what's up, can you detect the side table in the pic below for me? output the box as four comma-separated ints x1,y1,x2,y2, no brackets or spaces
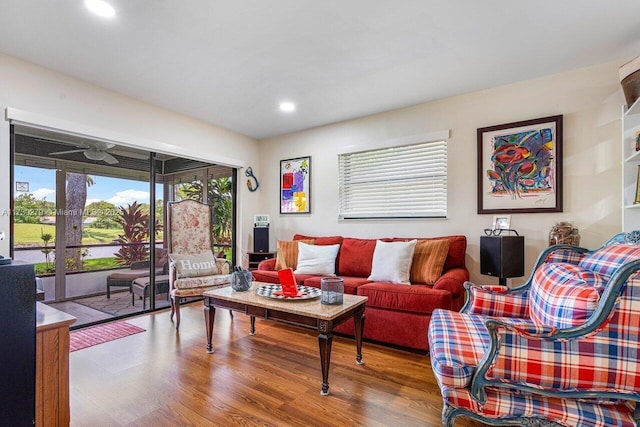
132,274,170,309
247,251,276,270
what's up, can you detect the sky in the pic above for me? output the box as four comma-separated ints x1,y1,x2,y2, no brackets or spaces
14,165,157,206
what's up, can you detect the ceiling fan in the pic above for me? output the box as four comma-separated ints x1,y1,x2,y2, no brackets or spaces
48,141,147,165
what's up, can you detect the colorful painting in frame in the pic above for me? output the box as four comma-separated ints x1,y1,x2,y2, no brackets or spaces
280,156,311,214
477,115,563,214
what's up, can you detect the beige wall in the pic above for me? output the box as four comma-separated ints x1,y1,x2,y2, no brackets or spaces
0,52,627,282
0,52,261,259
259,60,625,285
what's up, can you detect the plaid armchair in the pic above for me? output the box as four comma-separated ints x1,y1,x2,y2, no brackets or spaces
428,233,640,426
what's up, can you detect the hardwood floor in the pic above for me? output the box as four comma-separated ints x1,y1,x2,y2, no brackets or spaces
69,303,485,426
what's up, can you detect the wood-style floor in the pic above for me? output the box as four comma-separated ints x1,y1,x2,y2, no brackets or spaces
70,303,486,426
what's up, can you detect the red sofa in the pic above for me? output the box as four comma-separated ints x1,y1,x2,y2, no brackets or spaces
252,234,468,352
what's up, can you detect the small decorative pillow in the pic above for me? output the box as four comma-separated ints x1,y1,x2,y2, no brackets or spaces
170,252,221,278
529,262,604,328
275,239,314,270
367,239,417,284
410,239,450,284
294,242,340,275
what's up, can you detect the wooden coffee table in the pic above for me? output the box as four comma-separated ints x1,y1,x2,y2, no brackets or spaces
203,282,367,396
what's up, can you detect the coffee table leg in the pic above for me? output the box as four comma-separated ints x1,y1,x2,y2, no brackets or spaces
250,316,256,335
204,302,216,354
354,307,365,365
318,331,333,396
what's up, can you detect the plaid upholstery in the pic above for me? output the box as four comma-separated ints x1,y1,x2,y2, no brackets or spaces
545,248,584,265
529,263,604,328
428,235,640,426
579,244,640,281
466,285,529,318
429,309,531,388
442,387,637,427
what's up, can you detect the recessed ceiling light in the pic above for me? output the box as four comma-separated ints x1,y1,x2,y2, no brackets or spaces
85,0,116,18
279,102,296,112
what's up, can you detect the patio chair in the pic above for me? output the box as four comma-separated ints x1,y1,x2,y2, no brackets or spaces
167,199,232,329
106,248,168,298
428,232,640,426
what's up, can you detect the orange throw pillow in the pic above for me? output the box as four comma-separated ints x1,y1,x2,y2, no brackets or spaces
410,239,451,284
275,240,314,270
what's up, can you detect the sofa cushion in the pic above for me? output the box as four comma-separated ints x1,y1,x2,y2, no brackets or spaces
169,252,221,278
337,238,378,277
410,239,451,285
394,235,466,271
293,234,343,246
302,276,370,294
529,263,604,328
367,239,417,284
358,282,451,314
294,242,340,275
578,244,640,282
275,239,314,270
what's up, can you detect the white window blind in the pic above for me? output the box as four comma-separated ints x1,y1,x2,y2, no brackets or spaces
338,140,447,219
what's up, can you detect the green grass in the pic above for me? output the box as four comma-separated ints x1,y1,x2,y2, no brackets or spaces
34,256,121,275
14,223,163,245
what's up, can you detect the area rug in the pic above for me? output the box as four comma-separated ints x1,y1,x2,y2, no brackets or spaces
70,321,146,352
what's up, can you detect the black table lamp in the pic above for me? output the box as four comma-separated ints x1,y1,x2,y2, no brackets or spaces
480,234,525,286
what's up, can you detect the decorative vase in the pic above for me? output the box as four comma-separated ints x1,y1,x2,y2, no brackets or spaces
549,221,580,246
321,277,344,305
230,267,252,291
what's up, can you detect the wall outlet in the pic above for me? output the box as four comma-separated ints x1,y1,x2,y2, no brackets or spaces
0,232,4,241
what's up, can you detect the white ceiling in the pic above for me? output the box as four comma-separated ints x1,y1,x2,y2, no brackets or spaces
0,1,639,140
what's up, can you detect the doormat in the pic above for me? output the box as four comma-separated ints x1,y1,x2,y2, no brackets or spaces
70,321,146,352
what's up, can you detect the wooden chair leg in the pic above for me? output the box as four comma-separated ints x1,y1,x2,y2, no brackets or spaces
229,310,234,319
170,296,175,321
174,297,181,330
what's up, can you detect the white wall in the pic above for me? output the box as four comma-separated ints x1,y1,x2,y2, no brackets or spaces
0,52,261,261
259,60,625,285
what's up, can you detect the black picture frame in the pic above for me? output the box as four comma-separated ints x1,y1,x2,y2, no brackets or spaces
477,115,563,214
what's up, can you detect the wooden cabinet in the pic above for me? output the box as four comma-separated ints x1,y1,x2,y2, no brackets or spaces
247,251,276,270
623,97,640,232
36,303,75,426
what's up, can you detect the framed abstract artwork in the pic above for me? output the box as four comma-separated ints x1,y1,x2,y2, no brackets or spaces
477,115,563,214
280,156,311,214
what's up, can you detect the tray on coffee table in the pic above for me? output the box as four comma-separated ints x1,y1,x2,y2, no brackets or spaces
255,284,321,300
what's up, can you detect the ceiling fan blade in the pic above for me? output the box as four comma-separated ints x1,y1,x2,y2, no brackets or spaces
92,141,116,151
50,149,85,155
109,149,149,160
102,152,119,164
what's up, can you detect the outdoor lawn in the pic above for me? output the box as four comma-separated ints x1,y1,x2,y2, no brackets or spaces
14,223,163,246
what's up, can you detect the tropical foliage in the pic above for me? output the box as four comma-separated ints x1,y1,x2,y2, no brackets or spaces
113,201,160,266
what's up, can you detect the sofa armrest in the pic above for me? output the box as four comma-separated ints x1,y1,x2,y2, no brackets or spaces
461,282,530,318
257,257,277,271
432,267,469,299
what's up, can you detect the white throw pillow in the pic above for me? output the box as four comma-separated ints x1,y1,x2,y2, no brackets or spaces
367,239,417,284
294,242,340,275
169,252,220,278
